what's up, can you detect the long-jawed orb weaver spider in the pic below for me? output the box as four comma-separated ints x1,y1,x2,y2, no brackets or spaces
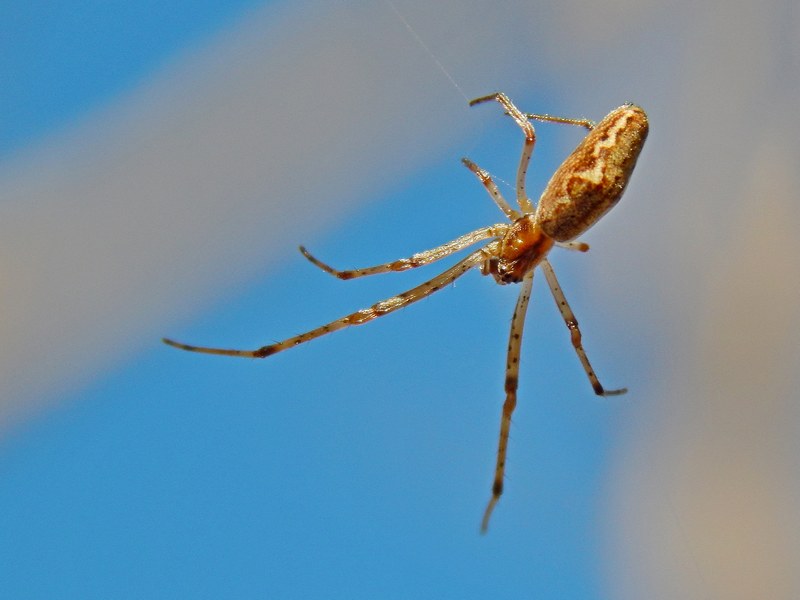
164,92,649,532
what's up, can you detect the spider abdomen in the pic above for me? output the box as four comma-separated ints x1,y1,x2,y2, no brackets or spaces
536,104,648,242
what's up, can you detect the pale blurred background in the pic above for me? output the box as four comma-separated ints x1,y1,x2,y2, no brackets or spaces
1,0,798,598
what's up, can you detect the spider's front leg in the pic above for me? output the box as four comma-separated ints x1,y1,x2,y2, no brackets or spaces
481,269,535,533
163,244,497,359
299,224,507,280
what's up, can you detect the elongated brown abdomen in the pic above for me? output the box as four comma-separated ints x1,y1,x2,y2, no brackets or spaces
535,104,648,242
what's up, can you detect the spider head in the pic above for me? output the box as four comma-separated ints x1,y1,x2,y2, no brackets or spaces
486,216,555,285
484,258,524,285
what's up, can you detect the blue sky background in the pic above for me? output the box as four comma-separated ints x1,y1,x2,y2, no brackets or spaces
2,1,799,598
2,1,262,157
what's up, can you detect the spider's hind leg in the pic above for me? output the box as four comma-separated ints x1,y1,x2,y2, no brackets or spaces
469,93,536,214
540,259,626,396
461,158,520,220
524,112,596,130
556,240,590,252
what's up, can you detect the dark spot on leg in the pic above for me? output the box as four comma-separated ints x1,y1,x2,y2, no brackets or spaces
504,375,518,393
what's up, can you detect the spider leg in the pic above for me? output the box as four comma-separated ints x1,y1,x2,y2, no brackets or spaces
163,244,496,359
524,112,596,130
469,93,536,214
461,158,520,220
556,240,590,252
540,259,626,396
481,269,534,533
299,224,507,280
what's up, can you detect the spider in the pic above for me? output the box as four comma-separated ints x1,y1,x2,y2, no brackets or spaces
163,92,649,532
